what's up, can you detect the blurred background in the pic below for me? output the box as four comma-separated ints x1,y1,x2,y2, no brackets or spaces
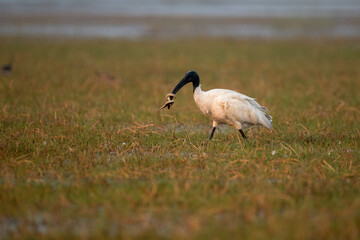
1,1,360,239
1,0,360,39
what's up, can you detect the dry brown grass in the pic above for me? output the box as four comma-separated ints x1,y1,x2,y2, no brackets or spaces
0,37,359,239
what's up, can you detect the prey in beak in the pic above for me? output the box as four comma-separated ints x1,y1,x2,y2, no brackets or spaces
156,93,176,112
157,71,200,113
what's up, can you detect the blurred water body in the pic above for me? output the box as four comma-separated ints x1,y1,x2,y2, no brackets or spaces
1,0,360,38
2,0,360,18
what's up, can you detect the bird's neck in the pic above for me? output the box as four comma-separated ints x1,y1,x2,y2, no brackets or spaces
193,85,209,115
194,85,207,103
192,78,200,93
193,84,202,94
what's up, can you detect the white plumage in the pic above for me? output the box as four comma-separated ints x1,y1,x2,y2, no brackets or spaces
159,71,272,140
194,86,272,131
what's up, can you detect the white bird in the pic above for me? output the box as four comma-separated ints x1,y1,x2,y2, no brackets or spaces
158,71,272,140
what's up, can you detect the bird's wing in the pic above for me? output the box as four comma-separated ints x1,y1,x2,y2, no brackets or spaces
211,89,272,129
218,89,270,114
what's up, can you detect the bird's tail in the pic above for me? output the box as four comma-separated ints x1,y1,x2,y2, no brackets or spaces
247,98,272,130
257,106,272,129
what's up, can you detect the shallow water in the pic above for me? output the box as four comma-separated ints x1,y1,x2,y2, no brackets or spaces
1,0,360,38
2,0,360,18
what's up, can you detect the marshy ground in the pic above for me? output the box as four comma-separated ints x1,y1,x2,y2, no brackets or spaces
0,37,359,239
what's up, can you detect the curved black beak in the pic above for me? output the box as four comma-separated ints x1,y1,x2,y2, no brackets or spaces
157,71,200,113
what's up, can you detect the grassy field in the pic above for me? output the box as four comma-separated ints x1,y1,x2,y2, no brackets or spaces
0,37,359,239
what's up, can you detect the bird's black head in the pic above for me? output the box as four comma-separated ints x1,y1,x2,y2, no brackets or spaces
171,71,200,98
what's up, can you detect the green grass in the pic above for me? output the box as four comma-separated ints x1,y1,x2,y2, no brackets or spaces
0,37,359,239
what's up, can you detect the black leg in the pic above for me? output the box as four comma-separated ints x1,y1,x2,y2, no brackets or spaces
239,129,247,140
209,127,216,140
